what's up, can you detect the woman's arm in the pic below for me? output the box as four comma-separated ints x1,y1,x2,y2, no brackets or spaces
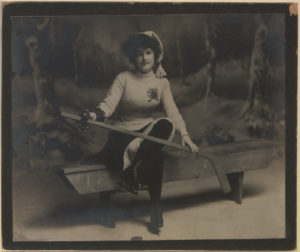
97,74,126,118
161,80,198,154
161,80,188,136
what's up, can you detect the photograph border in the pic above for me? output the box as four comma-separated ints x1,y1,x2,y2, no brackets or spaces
2,2,297,250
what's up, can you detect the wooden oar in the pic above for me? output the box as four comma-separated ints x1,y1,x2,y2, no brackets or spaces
61,111,231,193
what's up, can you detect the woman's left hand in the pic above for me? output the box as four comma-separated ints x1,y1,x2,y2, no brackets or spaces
182,135,199,155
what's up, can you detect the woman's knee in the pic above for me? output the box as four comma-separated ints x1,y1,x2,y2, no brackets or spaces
150,118,174,139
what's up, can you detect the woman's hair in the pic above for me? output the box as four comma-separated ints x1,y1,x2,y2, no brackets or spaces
122,34,160,63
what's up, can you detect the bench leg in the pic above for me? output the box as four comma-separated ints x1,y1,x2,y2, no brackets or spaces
99,191,115,228
227,172,244,204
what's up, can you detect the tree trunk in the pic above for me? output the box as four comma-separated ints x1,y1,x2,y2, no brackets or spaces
73,24,84,86
204,18,217,98
20,18,88,170
24,18,60,127
239,20,276,139
175,36,184,80
25,38,60,127
240,23,269,116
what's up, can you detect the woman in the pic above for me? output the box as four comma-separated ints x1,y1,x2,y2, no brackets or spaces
85,31,198,235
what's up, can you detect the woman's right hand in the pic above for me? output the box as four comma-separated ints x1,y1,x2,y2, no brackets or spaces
89,108,106,122
89,112,97,120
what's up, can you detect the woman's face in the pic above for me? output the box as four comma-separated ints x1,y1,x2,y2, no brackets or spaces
134,47,155,74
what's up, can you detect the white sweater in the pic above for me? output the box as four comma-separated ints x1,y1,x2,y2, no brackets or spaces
98,70,188,136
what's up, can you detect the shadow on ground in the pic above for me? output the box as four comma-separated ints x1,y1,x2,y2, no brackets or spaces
27,184,266,230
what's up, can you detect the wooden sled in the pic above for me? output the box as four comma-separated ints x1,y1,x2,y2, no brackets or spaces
61,139,280,205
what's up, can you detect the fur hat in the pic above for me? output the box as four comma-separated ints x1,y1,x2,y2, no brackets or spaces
122,31,167,78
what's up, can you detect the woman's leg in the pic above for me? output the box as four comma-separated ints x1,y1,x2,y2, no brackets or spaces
136,119,173,234
147,151,164,234
138,149,164,235
120,119,173,194
137,118,173,183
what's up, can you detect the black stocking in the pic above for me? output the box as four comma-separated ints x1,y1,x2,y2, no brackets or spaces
137,119,172,234
120,119,173,235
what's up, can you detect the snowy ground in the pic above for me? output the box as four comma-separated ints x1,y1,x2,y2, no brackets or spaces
12,155,285,241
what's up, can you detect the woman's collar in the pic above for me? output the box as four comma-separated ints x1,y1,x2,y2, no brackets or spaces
134,70,155,78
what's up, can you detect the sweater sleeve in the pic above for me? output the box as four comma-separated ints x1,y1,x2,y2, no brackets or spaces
161,80,188,136
97,74,125,118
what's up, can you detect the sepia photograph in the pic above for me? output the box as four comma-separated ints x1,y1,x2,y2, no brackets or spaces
2,2,297,250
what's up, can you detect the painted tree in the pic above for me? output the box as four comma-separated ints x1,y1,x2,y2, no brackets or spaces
23,18,60,126
239,17,277,139
204,16,217,98
72,22,97,87
240,23,270,116
18,18,89,170
175,35,184,81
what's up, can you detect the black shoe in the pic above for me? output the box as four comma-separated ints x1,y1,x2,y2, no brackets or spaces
147,206,163,235
147,222,160,235
118,168,139,195
118,180,138,195
118,158,145,195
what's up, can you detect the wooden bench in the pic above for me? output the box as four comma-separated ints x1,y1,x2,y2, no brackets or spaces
62,139,280,206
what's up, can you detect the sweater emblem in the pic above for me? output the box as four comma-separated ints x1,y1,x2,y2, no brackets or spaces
147,87,159,102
